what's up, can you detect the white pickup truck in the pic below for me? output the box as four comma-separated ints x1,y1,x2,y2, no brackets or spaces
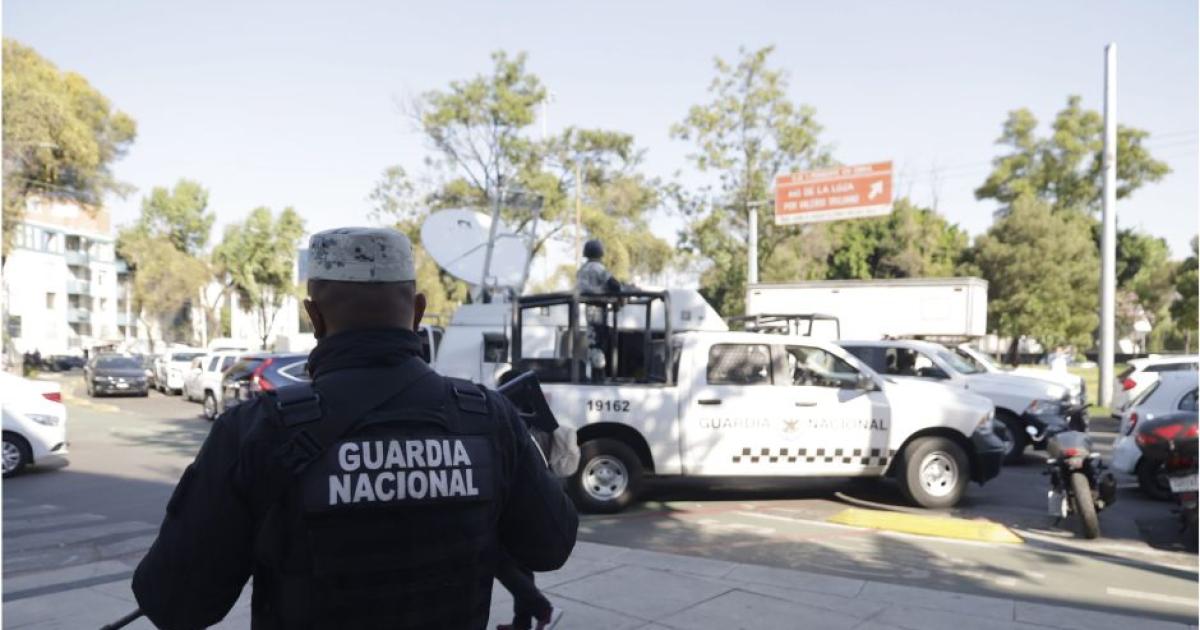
838,339,1084,464
479,290,1005,513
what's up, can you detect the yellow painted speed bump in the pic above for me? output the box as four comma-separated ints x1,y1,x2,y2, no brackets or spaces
828,508,1023,544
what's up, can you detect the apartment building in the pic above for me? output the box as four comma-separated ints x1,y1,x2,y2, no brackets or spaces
3,198,139,356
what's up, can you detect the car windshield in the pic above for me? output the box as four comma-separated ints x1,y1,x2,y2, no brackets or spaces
954,347,996,372
932,347,985,375
172,352,204,361
96,356,141,369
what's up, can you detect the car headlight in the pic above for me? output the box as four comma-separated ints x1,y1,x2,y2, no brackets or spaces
976,412,994,433
28,413,60,427
1025,398,1062,415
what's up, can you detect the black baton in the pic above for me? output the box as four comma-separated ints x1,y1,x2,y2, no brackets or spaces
100,609,143,630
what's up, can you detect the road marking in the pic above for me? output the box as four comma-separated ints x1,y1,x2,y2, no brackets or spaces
5,521,156,552
1105,586,1197,608
827,508,1023,544
4,512,106,534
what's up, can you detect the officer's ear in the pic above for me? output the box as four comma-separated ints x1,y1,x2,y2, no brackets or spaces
413,292,427,331
304,299,326,339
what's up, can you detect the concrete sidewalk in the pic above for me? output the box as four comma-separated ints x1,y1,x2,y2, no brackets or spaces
3,541,1195,629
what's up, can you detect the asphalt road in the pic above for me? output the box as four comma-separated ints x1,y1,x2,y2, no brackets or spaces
5,371,1198,625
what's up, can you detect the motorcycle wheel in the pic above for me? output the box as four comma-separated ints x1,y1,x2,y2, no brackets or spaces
1070,471,1100,539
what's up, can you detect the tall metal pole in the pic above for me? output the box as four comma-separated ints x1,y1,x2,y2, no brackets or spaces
574,161,582,269
1099,43,1118,408
747,203,759,286
480,182,504,303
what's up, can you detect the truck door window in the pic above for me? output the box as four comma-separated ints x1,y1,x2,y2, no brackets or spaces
785,346,859,388
707,344,772,385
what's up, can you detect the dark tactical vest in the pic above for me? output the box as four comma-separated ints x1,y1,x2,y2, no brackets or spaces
250,360,507,629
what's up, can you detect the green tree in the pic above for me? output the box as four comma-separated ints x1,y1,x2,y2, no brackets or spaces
410,53,672,292
117,179,217,346
116,232,206,347
971,196,1099,363
2,39,137,260
213,207,306,350
1113,228,1178,350
825,199,968,280
541,127,673,281
414,50,544,216
975,95,1169,214
1172,237,1199,352
671,45,831,315
368,166,469,319
137,179,214,256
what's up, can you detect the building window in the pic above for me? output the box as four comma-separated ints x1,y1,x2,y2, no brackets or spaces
46,293,55,310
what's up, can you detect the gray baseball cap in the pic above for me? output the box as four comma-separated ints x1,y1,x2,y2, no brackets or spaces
307,227,416,283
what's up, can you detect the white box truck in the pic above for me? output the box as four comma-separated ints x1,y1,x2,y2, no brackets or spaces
745,277,988,340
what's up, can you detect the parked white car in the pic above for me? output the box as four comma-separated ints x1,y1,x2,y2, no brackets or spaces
0,371,69,477
839,339,1078,463
183,351,242,420
954,344,1085,406
1110,371,1199,499
1112,356,1199,413
155,348,206,395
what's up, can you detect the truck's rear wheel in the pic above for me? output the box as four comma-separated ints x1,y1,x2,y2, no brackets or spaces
898,436,969,508
997,412,1027,464
569,438,642,514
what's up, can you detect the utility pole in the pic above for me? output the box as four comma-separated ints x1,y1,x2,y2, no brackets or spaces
480,181,504,303
1099,43,1118,408
748,203,759,285
574,161,583,269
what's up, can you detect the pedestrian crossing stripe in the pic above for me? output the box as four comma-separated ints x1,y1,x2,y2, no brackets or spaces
730,446,895,467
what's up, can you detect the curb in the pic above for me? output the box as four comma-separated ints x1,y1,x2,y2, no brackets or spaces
828,507,1024,544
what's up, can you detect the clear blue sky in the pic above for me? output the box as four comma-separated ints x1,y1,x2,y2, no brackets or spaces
5,0,1197,258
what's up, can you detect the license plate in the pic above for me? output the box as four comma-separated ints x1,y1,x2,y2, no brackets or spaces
116,382,129,389
1169,474,1198,493
1047,489,1067,517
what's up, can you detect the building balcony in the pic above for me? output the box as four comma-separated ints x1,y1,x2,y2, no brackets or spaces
67,279,91,295
67,308,91,323
65,250,89,266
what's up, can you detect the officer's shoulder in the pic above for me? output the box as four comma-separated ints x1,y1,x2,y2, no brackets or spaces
219,393,282,444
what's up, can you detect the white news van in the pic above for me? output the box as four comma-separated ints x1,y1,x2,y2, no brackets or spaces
436,290,1004,513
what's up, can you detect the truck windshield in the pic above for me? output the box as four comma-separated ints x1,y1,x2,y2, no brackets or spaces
934,347,985,375
954,347,996,372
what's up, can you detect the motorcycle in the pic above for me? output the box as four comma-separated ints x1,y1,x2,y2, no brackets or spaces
1135,411,1198,552
1031,423,1117,539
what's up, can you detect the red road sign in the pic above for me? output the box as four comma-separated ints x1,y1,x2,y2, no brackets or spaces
774,161,894,225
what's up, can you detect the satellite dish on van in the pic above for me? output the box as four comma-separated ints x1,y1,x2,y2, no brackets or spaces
420,208,529,288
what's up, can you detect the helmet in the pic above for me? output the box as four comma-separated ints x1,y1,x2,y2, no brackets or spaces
583,239,604,260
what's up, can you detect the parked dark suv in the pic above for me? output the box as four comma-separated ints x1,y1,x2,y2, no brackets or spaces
85,354,150,397
220,353,308,410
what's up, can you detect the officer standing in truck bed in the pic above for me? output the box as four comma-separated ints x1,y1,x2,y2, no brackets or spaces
132,227,578,630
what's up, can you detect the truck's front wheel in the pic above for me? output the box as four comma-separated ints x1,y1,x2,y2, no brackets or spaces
569,438,642,514
898,436,969,509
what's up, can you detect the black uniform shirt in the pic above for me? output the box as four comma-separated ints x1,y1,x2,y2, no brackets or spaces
132,328,578,629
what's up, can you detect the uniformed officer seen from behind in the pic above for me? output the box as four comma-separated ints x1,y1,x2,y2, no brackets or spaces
132,227,579,629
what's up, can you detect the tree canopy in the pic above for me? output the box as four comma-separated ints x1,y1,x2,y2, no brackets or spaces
2,39,136,259
136,179,214,256
407,51,672,293
975,95,1169,214
970,196,1099,355
671,45,831,315
213,207,306,349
